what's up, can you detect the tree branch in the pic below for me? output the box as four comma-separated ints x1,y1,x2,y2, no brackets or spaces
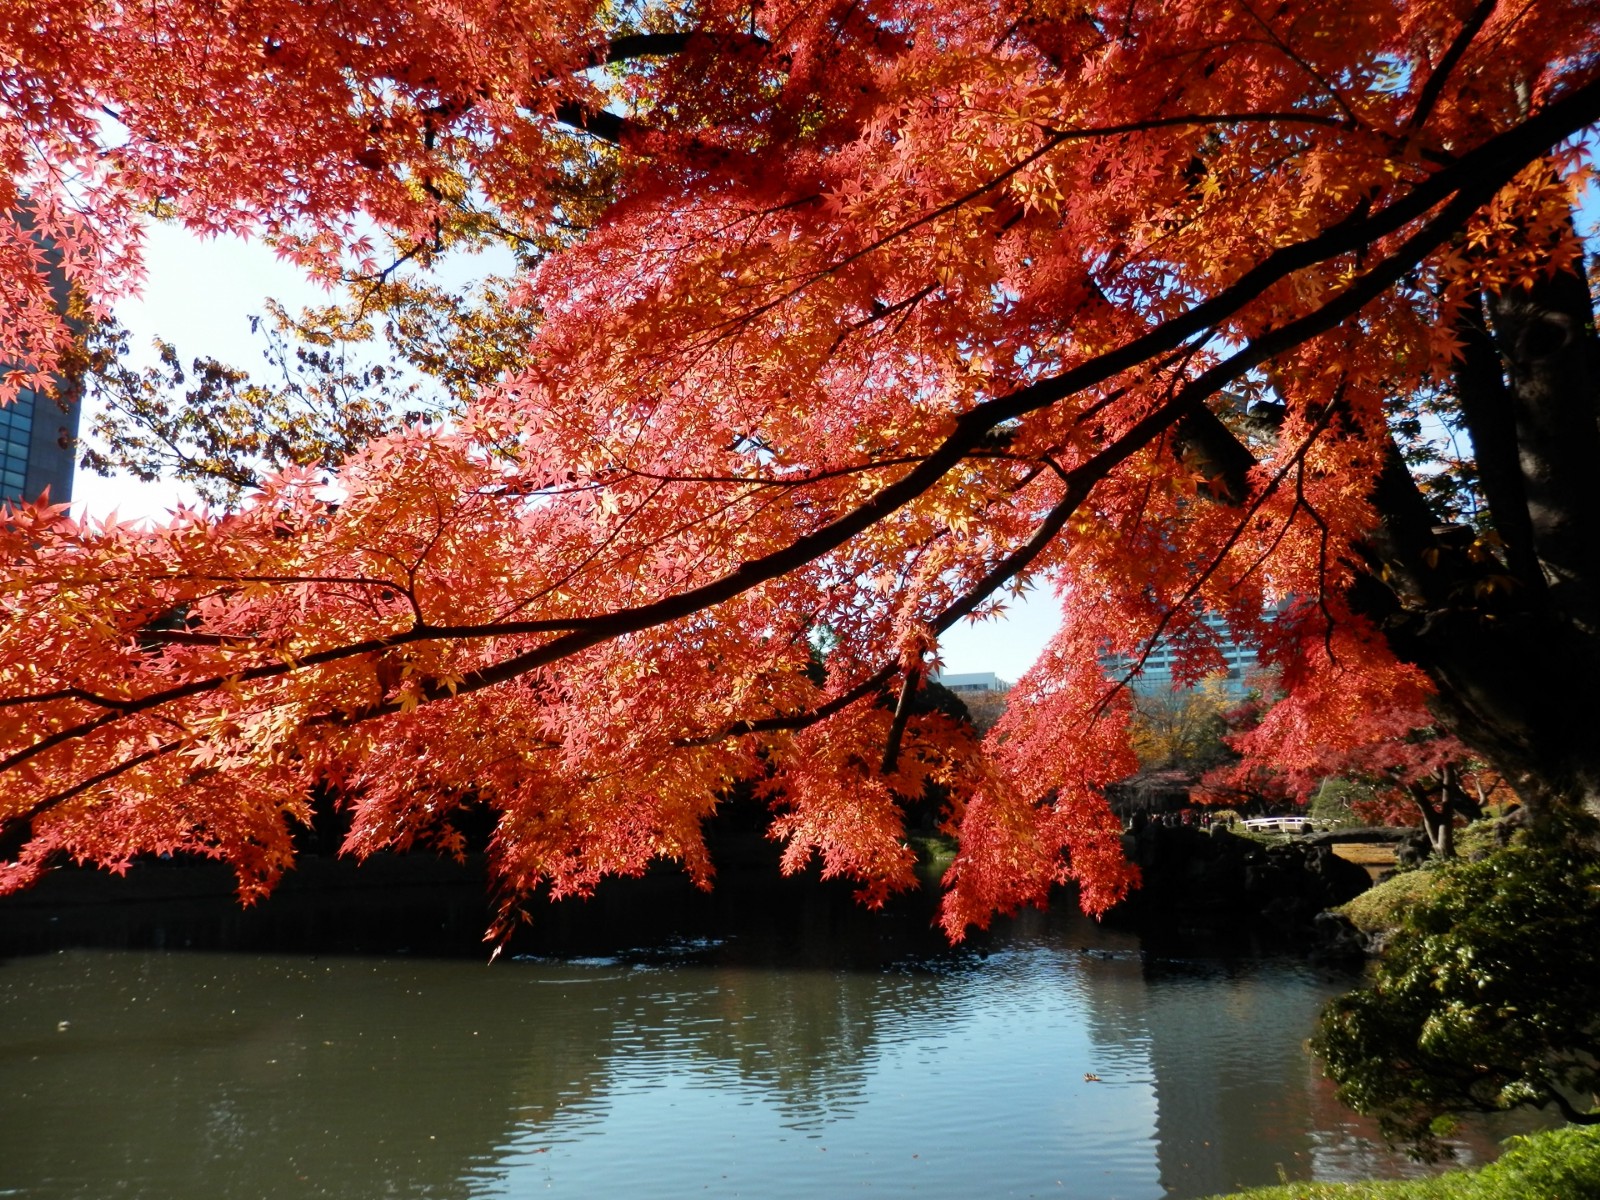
7,75,1598,779
879,665,922,775
601,32,770,64
1451,288,1544,592
1408,0,1499,133
552,101,633,144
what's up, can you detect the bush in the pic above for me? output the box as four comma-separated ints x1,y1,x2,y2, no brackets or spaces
1335,870,1443,935
1313,815,1600,1157
908,833,957,884
1448,819,1506,862
1201,1123,1600,1198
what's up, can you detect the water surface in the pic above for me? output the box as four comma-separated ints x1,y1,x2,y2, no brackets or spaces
0,905,1540,1200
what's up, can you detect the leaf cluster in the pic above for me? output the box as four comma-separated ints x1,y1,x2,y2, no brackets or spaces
80,318,428,506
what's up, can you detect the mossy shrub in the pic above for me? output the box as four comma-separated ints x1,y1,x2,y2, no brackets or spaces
1315,814,1600,1156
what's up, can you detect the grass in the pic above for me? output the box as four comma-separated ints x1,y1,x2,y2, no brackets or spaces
1335,868,1443,934
1201,1125,1600,1199
1327,842,1398,869
1332,817,1520,935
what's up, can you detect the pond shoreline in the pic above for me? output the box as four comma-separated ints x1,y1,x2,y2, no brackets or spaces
1,833,1369,967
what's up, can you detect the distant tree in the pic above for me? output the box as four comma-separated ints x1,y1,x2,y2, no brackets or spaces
1304,778,1380,828
1128,680,1234,772
1201,689,1503,853
78,317,425,506
1343,760,1514,857
958,689,1011,738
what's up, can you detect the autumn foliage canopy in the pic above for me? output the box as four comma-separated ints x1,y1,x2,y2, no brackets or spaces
1,0,1597,939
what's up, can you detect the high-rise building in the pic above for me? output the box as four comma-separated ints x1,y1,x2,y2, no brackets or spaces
1103,608,1264,698
1,210,81,506
1,383,79,505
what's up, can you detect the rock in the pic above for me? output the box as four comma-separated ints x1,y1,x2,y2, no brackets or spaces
1310,911,1369,960
1395,831,1433,868
1302,844,1373,908
1260,895,1314,931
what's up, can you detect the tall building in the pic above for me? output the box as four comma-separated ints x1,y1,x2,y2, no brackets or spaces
1,383,79,504
1103,608,1264,698
1,211,81,506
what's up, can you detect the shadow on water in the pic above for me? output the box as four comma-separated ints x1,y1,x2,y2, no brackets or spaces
0,838,983,968
0,833,1354,969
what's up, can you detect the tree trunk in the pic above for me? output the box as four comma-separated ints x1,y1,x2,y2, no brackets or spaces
1410,782,1454,858
1365,257,1600,818
1173,234,1600,817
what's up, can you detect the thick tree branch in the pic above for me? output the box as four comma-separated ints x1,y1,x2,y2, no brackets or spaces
675,665,897,747
10,741,182,829
879,666,922,775
6,75,1599,788
1544,1089,1600,1125
551,101,633,144
1408,0,1500,133
601,32,770,64
1172,404,1259,505
555,30,774,142
1484,262,1600,628
1451,288,1544,592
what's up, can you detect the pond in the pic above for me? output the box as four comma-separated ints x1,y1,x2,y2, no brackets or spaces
0,867,1543,1200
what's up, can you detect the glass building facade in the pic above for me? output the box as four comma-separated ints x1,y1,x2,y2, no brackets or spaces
0,387,34,499
1103,608,1265,698
0,383,77,506
2,209,81,506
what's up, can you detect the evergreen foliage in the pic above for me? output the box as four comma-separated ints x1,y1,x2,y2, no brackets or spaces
1314,816,1600,1157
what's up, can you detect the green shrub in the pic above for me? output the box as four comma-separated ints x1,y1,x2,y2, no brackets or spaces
909,833,957,885
1314,814,1600,1157
1449,819,1506,862
1202,1124,1600,1198
1335,869,1443,935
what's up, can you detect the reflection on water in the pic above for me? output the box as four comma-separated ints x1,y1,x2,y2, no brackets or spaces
0,904,1546,1200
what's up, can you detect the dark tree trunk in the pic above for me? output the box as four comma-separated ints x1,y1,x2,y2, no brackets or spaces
1181,230,1600,817
1411,786,1451,857
1362,256,1600,817
1404,766,1482,859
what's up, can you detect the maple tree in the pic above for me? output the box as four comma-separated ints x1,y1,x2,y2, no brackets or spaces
1198,691,1505,854
2,0,1599,942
